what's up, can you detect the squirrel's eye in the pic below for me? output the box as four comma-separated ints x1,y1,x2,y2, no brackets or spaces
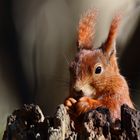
95,66,102,74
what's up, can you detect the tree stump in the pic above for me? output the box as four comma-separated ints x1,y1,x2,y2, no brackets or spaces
2,104,140,140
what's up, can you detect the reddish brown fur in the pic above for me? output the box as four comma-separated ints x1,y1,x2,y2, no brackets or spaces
103,13,122,55
78,10,97,49
64,10,134,128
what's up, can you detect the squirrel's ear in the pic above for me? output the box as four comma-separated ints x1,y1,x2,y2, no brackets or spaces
102,14,122,57
77,10,97,50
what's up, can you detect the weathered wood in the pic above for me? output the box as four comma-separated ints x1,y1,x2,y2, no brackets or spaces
2,104,140,140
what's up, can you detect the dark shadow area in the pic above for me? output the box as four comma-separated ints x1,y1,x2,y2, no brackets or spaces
120,18,140,107
0,0,32,104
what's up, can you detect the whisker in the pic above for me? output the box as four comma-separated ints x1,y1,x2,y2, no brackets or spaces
56,79,69,85
54,77,70,88
62,53,71,66
129,88,140,94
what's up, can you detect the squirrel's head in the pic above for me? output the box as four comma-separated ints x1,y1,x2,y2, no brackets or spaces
69,10,122,100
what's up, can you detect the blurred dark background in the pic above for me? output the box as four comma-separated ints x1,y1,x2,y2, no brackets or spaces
0,0,139,138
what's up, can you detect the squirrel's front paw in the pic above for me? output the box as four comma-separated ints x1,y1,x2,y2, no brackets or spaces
64,97,77,111
75,97,99,116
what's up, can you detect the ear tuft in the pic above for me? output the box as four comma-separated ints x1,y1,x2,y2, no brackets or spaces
102,13,122,55
78,9,98,50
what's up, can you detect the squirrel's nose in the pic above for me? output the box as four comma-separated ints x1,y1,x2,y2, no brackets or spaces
73,85,83,97
74,85,81,92
74,83,96,98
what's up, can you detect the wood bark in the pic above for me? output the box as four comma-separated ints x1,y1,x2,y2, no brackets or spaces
2,104,140,140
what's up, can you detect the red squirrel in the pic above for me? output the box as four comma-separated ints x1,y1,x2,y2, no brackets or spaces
64,10,134,121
